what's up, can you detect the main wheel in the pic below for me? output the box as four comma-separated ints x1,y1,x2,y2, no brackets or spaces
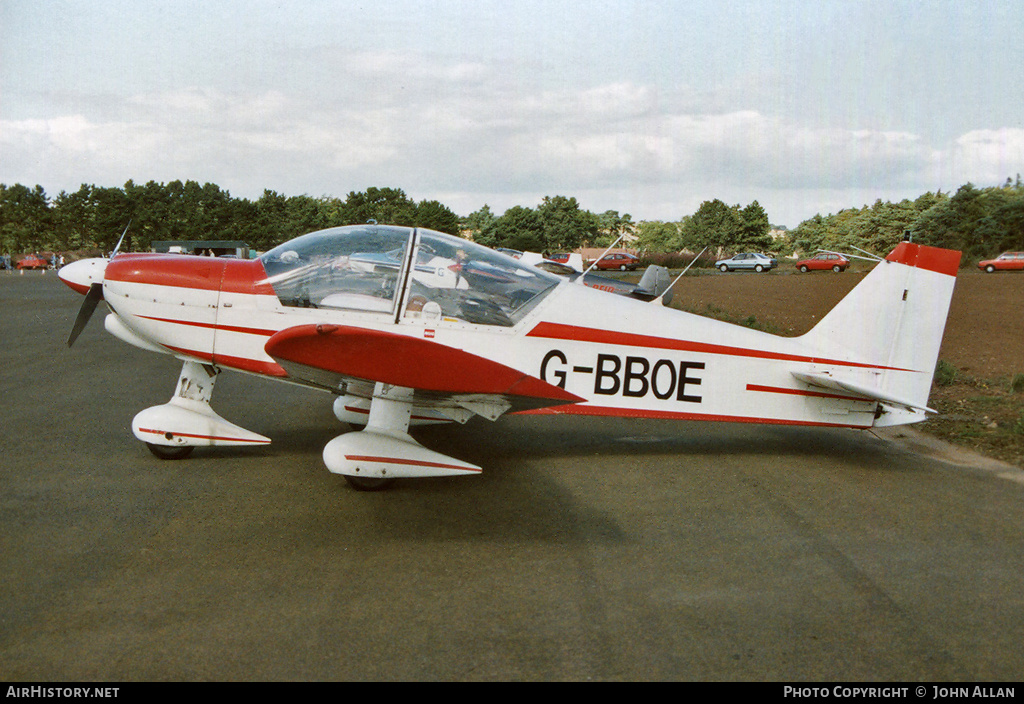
719,264,729,272
985,264,995,273
832,265,841,272
799,265,809,273
344,474,397,492
754,264,764,272
146,443,194,460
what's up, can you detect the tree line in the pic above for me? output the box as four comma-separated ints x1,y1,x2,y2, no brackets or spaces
2,176,1022,265
634,177,1024,263
0,182,462,256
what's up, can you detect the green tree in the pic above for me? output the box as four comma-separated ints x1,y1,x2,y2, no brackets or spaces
463,205,499,247
684,199,742,253
635,220,683,252
738,200,772,250
914,183,986,255
251,189,290,251
593,210,635,247
340,187,417,226
0,183,51,254
494,205,544,252
414,199,460,235
51,187,93,251
536,195,596,252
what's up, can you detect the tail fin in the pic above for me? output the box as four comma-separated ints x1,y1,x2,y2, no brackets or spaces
633,265,673,304
797,242,961,426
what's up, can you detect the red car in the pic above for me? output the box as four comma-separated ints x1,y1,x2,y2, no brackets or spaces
978,252,1024,273
795,252,848,273
16,255,48,270
594,252,640,271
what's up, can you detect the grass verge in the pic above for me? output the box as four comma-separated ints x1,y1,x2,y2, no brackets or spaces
923,363,1024,469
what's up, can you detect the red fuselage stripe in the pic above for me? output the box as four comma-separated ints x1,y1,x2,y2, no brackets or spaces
137,314,277,338
526,321,916,372
745,383,870,402
516,404,872,428
162,345,287,377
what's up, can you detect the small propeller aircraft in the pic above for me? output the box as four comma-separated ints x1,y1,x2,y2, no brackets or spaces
60,223,961,490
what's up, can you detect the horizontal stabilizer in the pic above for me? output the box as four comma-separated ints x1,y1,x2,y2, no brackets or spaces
266,324,583,409
791,371,935,414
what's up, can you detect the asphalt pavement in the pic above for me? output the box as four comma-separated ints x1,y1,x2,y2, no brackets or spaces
3,270,1024,681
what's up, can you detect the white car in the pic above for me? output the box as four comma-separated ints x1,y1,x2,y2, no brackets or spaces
715,252,777,272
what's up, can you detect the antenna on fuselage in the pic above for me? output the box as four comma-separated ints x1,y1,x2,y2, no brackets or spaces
849,246,884,262
653,246,708,306
111,220,132,258
578,233,626,281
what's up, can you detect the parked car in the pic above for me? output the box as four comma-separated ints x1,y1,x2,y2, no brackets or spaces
547,252,584,271
795,252,849,273
594,252,640,271
16,255,48,270
977,252,1024,273
715,252,777,272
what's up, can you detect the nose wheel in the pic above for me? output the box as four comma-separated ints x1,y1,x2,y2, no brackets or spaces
132,361,271,456
146,443,195,460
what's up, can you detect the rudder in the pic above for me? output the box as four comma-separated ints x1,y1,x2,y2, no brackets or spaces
797,241,961,425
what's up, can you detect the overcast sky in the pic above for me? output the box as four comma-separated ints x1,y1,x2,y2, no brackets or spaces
2,0,1022,227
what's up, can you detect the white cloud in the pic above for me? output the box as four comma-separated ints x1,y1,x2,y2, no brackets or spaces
942,128,1024,185
2,59,1021,227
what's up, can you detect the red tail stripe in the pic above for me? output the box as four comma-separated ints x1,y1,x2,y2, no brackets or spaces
526,322,916,372
885,242,961,276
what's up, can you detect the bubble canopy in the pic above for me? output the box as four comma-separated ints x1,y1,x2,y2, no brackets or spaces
258,225,562,327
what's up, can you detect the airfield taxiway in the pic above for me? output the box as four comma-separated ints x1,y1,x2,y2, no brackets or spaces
3,271,1024,681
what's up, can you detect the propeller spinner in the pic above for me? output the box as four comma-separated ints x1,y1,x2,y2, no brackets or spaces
60,222,130,347
59,258,109,347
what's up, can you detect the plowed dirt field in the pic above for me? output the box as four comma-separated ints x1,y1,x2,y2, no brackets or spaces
667,265,1024,467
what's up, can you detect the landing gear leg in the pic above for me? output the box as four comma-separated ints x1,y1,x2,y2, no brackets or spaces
340,383,411,491
323,382,481,490
132,360,271,457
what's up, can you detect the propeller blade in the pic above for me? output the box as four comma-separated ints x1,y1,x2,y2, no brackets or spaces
67,283,104,347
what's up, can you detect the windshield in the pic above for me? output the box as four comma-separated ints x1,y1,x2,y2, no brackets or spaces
259,225,561,326
403,231,560,326
259,225,411,313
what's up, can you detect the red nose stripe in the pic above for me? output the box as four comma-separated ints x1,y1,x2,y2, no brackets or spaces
104,254,275,295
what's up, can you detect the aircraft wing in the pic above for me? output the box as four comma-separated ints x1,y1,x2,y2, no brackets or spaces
265,324,584,414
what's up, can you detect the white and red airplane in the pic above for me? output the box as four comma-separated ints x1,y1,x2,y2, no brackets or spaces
60,224,961,490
